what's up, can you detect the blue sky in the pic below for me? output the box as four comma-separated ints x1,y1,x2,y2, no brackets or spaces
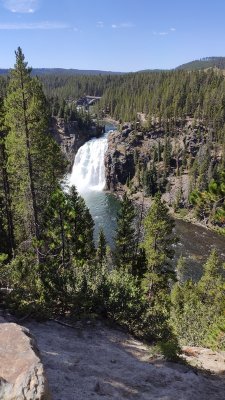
1,0,225,71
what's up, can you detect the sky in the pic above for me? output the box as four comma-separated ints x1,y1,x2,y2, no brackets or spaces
1,0,225,71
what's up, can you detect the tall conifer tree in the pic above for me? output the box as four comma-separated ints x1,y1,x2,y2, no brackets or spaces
143,194,176,296
96,227,107,266
114,193,136,270
4,48,65,258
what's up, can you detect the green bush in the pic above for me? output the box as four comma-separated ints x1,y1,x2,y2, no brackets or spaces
106,269,143,331
159,337,181,361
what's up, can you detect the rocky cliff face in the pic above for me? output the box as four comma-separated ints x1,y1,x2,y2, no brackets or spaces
104,119,214,206
51,117,104,170
104,128,137,191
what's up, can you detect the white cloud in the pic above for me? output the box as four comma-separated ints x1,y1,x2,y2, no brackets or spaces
0,21,70,29
153,28,176,36
96,21,104,28
2,0,39,13
111,22,134,29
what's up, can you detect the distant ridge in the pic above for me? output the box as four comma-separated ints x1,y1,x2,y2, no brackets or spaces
176,57,225,71
0,68,123,76
1,57,225,76
0,69,9,75
136,69,168,73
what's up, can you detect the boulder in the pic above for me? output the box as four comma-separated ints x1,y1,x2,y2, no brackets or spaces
0,322,51,400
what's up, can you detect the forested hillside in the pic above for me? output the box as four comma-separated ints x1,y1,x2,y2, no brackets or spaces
100,69,225,231
177,56,225,70
99,69,225,126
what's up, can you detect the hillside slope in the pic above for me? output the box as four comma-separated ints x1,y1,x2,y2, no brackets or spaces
176,57,225,70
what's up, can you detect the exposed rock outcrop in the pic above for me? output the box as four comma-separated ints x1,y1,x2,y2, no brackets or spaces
51,117,105,169
105,129,136,191
104,118,215,206
0,322,50,400
24,319,225,400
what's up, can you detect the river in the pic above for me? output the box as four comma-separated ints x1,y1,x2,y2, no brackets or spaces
69,123,225,275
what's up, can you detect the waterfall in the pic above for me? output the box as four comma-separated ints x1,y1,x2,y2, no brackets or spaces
68,124,118,246
69,133,108,192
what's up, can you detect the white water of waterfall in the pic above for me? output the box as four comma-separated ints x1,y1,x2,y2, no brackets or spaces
68,125,119,246
69,133,109,192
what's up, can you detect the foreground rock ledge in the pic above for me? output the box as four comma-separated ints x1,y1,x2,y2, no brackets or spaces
25,320,225,400
0,322,51,400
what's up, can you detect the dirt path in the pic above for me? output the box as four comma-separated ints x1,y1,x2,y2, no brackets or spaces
24,320,225,400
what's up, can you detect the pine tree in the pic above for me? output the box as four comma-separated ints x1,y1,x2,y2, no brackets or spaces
43,187,72,268
114,193,136,271
5,48,40,255
142,194,178,341
143,164,158,196
67,185,95,261
197,249,225,306
163,136,172,175
44,185,95,265
143,193,176,297
171,250,225,348
96,227,107,266
4,48,65,258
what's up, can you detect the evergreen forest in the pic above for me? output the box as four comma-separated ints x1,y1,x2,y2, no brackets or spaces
0,49,225,358
33,67,225,231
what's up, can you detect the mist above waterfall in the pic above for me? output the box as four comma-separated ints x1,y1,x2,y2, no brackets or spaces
70,133,108,192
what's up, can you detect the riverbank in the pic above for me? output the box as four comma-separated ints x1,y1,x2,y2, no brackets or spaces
103,118,225,238
171,209,225,236
110,185,225,237
102,116,119,126
103,188,225,270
